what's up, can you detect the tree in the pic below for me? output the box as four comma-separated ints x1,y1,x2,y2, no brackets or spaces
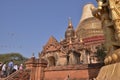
96,45,106,62
0,53,28,67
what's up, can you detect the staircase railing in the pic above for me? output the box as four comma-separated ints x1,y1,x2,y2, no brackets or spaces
1,69,31,80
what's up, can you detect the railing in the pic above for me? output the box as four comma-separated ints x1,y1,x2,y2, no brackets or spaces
1,69,31,80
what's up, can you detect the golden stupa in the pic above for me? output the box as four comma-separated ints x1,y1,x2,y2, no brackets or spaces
76,3,104,47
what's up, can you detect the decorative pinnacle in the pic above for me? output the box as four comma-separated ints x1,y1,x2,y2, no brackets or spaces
60,37,63,42
32,53,35,57
80,38,83,43
68,17,72,26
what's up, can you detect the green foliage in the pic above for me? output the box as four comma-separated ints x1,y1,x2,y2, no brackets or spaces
0,53,28,66
96,45,106,61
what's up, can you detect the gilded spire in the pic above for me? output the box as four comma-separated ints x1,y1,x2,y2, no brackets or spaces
31,52,35,59
60,37,63,42
79,4,94,22
74,31,77,38
80,37,83,43
65,17,75,39
68,17,73,27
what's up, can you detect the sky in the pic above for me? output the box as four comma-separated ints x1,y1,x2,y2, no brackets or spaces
0,0,97,58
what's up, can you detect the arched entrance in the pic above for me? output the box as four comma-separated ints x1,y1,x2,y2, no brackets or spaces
68,50,80,65
47,56,56,67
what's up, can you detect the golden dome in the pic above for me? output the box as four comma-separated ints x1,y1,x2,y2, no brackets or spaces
77,17,102,30
79,3,94,22
76,3,102,30
76,3,103,40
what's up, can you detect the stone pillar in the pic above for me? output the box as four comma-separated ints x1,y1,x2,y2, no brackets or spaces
87,54,90,64
25,57,47,80
25,56,35,69
81,49,88,64
69,52,77,65
25,56,36,80
34,59,47,80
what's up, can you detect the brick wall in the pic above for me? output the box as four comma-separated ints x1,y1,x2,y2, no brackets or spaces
43,63,103,80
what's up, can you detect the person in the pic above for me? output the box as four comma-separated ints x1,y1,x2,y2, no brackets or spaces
0,63,2,68
0,62,2,78
1,63,7,77
12,64,18,73
7,60,14,75
19,64,23,70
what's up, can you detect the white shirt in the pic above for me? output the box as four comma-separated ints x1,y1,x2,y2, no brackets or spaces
13,65,18,70
2,64,6,71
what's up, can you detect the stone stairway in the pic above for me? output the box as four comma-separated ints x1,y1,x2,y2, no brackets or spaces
1,69,31,80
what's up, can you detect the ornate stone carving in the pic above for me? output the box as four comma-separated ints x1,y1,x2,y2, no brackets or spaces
91,1,120,80
91,0,120,56
108,0,120,42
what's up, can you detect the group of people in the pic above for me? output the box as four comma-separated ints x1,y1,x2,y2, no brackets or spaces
0,60,23,78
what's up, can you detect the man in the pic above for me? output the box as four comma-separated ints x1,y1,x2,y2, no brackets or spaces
7,60,14,75
2,63,7,77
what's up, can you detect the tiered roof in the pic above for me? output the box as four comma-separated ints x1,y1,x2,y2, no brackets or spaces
43,36,61,53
